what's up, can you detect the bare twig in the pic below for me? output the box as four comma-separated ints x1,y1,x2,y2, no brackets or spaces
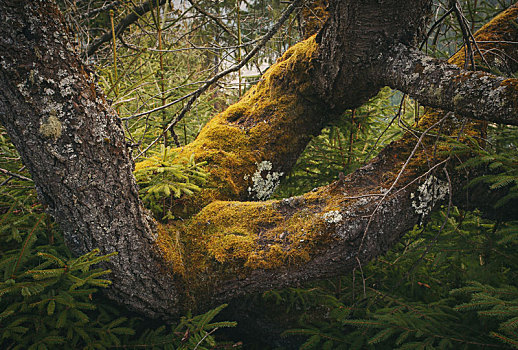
452,1,476,69
84,1,121,18
134,0,303,159
187,0,238,40
84,0,167,58
0,166,32,182
356,113,452,255
193,327,219,350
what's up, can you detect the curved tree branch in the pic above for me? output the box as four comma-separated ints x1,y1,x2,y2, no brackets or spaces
84,0,166,58
1,0,517,321
134,0,304,158
163,2,518,310
379,44,518,126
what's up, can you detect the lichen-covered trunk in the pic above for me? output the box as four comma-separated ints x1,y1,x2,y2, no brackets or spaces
0,0,517,320
0,1,179,319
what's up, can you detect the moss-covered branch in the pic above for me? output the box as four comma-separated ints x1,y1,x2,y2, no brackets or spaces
3,0,518,319
156,3,518,310
380,29,518,125
135,37,337,216
381,4,518,126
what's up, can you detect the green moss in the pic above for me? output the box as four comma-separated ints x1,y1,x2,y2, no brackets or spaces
135,37,324,217
155,223,186,276
208,232,255,264
158,196,334,299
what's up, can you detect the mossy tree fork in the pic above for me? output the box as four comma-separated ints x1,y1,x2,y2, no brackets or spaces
0,0,517,319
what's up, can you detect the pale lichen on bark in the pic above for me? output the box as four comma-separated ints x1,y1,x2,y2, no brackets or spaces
246,161,284,200
1,0,518,320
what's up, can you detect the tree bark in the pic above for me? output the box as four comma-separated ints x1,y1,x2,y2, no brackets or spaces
379,44,518,126
0,0,517,319
0,1,179,319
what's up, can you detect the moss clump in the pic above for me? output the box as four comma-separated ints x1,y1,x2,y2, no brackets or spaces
168,197,333,296
39,112,62,140
184,201,283,274
301,0,329,39
155,223,186,276
208,232,255,264
134,37,325,218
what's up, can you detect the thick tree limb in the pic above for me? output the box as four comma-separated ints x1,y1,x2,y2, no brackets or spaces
134,0,304,159
379,44,518,126
157,0,435,217
1,0,518,320
380,4,518,126
167,2,518,309
313,0,433,109
0,1,178,319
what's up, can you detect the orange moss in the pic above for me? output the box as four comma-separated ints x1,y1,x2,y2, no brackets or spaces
168,196,334,292
301,0,329,39
155,223,186,276
148,3,518,305
135,37,323,218
208,232,255,263
450,4,518,67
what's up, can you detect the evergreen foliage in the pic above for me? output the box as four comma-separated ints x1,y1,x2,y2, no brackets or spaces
0,132,237,349
456,125,518,208
2,0,518,348
277,209,518,349
268,119,518,348
134,146,208,219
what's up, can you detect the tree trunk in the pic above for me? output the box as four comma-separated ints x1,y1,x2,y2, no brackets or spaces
0,1,179,319
0,0,517,319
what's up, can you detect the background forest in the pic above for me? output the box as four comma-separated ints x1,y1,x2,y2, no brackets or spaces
0,0,517,348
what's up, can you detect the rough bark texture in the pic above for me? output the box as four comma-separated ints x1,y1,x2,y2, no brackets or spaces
313,0,433,109
380,44,518,126
0,1,179,319
0,0,517,320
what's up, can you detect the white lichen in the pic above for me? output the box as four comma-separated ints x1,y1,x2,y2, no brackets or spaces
58,76,76,97
247,160,283,200
411,175,449,218
322,210,343,224
16,82,29,98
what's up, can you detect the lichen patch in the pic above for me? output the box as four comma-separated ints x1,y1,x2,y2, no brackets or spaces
247,160,284,200
411,175,449,219
322,210,342,223
39,112,62,140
